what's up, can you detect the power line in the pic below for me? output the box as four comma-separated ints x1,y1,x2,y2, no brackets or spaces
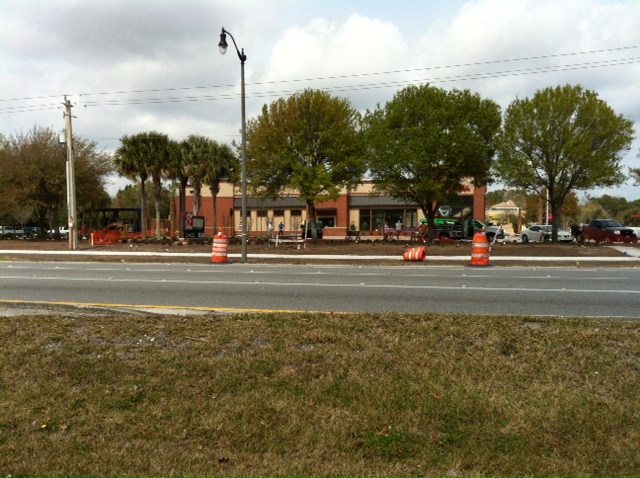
1,46,639,114
4,56,639,114
3,44,639,104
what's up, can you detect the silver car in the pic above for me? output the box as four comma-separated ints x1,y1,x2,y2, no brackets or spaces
521,225,573,243
626,226,640,239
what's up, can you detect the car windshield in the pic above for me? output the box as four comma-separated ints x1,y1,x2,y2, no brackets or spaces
601,220,623,227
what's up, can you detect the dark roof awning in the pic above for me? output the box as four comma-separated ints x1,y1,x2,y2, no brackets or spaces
349,196,415,207
234,195,418,209
235,197,306,209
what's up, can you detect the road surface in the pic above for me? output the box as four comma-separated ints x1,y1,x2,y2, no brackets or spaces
1,261,639,318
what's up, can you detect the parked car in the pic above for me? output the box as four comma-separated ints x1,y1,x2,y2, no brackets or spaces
520,224,573,243
574,219,637,244
0,226,25,238
22,226,42,237
48,227,69,239
625,226,640,239
484,225,506,243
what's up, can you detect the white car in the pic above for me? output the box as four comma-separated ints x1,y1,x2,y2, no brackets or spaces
625,226,640,239
48,227,69,238
520,225,573,243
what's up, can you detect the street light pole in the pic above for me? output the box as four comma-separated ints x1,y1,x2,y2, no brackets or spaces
219,27,248,263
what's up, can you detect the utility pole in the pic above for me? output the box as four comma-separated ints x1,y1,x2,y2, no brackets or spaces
63,97,78,250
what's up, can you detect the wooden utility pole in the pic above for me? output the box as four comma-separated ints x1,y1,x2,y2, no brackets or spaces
63,97,78,250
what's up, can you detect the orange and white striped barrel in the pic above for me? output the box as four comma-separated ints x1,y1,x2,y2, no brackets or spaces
403,246,427,262
211,232,228,264
469,232,490,266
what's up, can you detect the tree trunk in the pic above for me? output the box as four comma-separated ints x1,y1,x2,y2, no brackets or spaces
35,205,48,236
50,204,60,239
307,200,318,243
193,185,201,216
154,180,163,240
139,180,148,241
178,178,188,239
550,197,563,243
424,201,438,244
210,184,220,235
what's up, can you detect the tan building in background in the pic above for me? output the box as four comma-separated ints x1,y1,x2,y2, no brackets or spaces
485,200,520,234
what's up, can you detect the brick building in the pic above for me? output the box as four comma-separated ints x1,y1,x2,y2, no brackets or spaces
175,180,486,239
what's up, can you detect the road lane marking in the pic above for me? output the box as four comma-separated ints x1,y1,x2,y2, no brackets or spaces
2,274,640,294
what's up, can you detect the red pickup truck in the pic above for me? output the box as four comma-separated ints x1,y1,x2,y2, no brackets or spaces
573,219,638,244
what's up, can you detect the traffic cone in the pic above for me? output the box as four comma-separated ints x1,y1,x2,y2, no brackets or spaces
211,231,228,264
469,232,490,266
403,246,427,262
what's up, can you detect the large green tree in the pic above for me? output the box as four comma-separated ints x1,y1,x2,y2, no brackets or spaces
630,149,640,186
587,194,640,225
494,84,635,241
0,126,112,234
246,88,366,240
0,134,20,225
364,84,502,242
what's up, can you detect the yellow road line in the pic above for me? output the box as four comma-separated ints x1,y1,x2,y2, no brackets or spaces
0,299,301,314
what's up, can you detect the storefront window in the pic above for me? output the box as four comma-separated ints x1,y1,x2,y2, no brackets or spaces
358,209,418,232
373,210,389,231
290,209,302,230
318,217,335,227
405,210,417,228
436,197,474,219
359,211,371,232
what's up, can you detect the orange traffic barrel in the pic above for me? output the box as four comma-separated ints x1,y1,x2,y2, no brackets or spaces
403,246,427,262
469,232,490,266
211,232,229,263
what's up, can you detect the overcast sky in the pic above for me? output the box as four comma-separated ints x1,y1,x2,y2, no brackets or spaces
2,0,639,200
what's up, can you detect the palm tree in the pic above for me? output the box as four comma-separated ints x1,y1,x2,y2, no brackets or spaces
188,137,209,217
115,131,171,240
165,139,190,238
141,132,171,240
114,134,149,240
166,136,208,238
203,140,239,234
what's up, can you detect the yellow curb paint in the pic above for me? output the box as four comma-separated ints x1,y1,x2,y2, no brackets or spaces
0,299,317,314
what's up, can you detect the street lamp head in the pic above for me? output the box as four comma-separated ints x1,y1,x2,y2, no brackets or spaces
218,27,246,62
218,29,228,55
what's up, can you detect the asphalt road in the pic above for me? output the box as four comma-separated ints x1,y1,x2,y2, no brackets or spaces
1,261,639,318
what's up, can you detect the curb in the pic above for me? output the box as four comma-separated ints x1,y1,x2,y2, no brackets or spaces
2,249,639,262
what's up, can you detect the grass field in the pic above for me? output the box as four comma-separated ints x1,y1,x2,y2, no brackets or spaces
1,312,639,477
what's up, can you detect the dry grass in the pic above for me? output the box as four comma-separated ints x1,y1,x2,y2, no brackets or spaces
1,313,639,477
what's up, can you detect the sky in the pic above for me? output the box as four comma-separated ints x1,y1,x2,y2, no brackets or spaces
1,0,640,201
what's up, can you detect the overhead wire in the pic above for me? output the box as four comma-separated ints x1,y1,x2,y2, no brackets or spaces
2,44,639,103
1,45,639,114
